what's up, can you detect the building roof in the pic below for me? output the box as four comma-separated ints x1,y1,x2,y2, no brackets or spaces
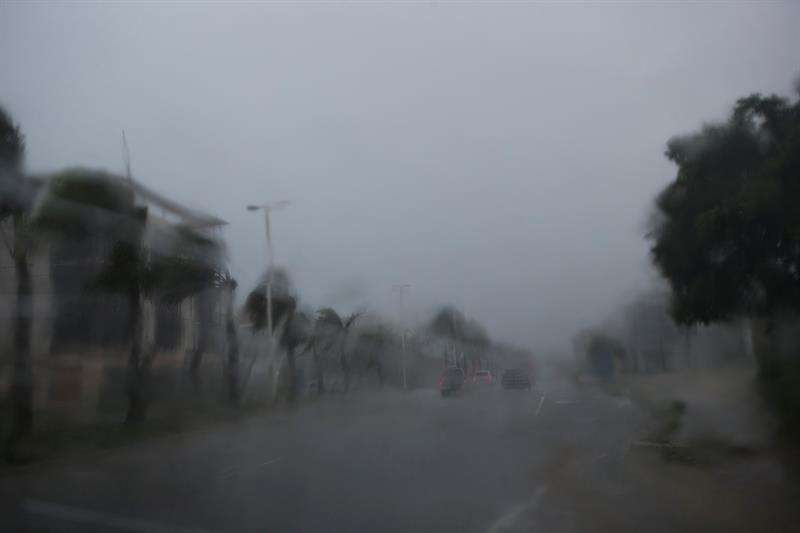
128,178,227,229
30,169,227,229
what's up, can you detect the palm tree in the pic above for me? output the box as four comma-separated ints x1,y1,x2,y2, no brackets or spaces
281,310,310,402
150,224,226,391
243,267,304,402
0,105,35,457
313,308,362,393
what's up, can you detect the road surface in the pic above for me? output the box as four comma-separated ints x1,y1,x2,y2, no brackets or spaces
0,376,641,532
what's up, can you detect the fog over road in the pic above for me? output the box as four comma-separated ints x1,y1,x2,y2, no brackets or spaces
0,375,642,533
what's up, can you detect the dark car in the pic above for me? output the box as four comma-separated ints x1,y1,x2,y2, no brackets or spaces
439,367,465,396
501,369,532,390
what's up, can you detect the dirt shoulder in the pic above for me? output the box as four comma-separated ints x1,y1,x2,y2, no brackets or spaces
527,368,800,533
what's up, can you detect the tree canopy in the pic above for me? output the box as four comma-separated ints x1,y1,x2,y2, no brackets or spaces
0,105,26,218
0,105,24,172
650,89,800,324
244,266,297,332
31,169,143,243
429,305,490,347
429,306,467,340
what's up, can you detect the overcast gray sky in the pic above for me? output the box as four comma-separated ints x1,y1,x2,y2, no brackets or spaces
2,1,799,353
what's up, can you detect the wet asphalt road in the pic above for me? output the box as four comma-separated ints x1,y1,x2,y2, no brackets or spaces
0,376,640,532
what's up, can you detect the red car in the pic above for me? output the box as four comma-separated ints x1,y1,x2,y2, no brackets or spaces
472,370,493,385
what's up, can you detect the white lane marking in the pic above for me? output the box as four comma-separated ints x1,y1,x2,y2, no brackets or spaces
486,485,547,533
220,466,239,478
24,499,218,533
535,392,546,417
221,457,282,479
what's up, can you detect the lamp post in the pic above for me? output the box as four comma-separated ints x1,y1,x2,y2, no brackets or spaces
392,283,411,390
246,201,290,354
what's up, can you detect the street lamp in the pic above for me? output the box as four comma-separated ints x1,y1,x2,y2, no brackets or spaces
246,201,290,354
392,283,411,390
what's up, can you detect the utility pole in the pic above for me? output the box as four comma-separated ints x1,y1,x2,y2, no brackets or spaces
392,283,410,390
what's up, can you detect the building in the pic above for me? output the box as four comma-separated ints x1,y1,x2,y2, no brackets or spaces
0,172,227,422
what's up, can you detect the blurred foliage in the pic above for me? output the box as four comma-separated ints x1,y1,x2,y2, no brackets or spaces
317,307,345,330
429,305,489,347
31,169,141,241
0,104,25,218
305,306,363,389
0,105,33,459
463,318,490,348
311,307,361,353
586,332,627,360
244,267,298,334
244,286,297,332
149,255,222,304
650,90,800,324
430,305,466,339
0,105,24,171
756,335,800,440
88,241,147,295
651,86,800,438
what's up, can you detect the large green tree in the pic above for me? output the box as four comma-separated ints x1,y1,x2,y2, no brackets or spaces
0,105,34,457
650,86,800,433
650,89,800,324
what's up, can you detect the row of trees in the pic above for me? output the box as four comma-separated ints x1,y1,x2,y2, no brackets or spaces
242,269,365,402
243,268,463,400
241,276,503,401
